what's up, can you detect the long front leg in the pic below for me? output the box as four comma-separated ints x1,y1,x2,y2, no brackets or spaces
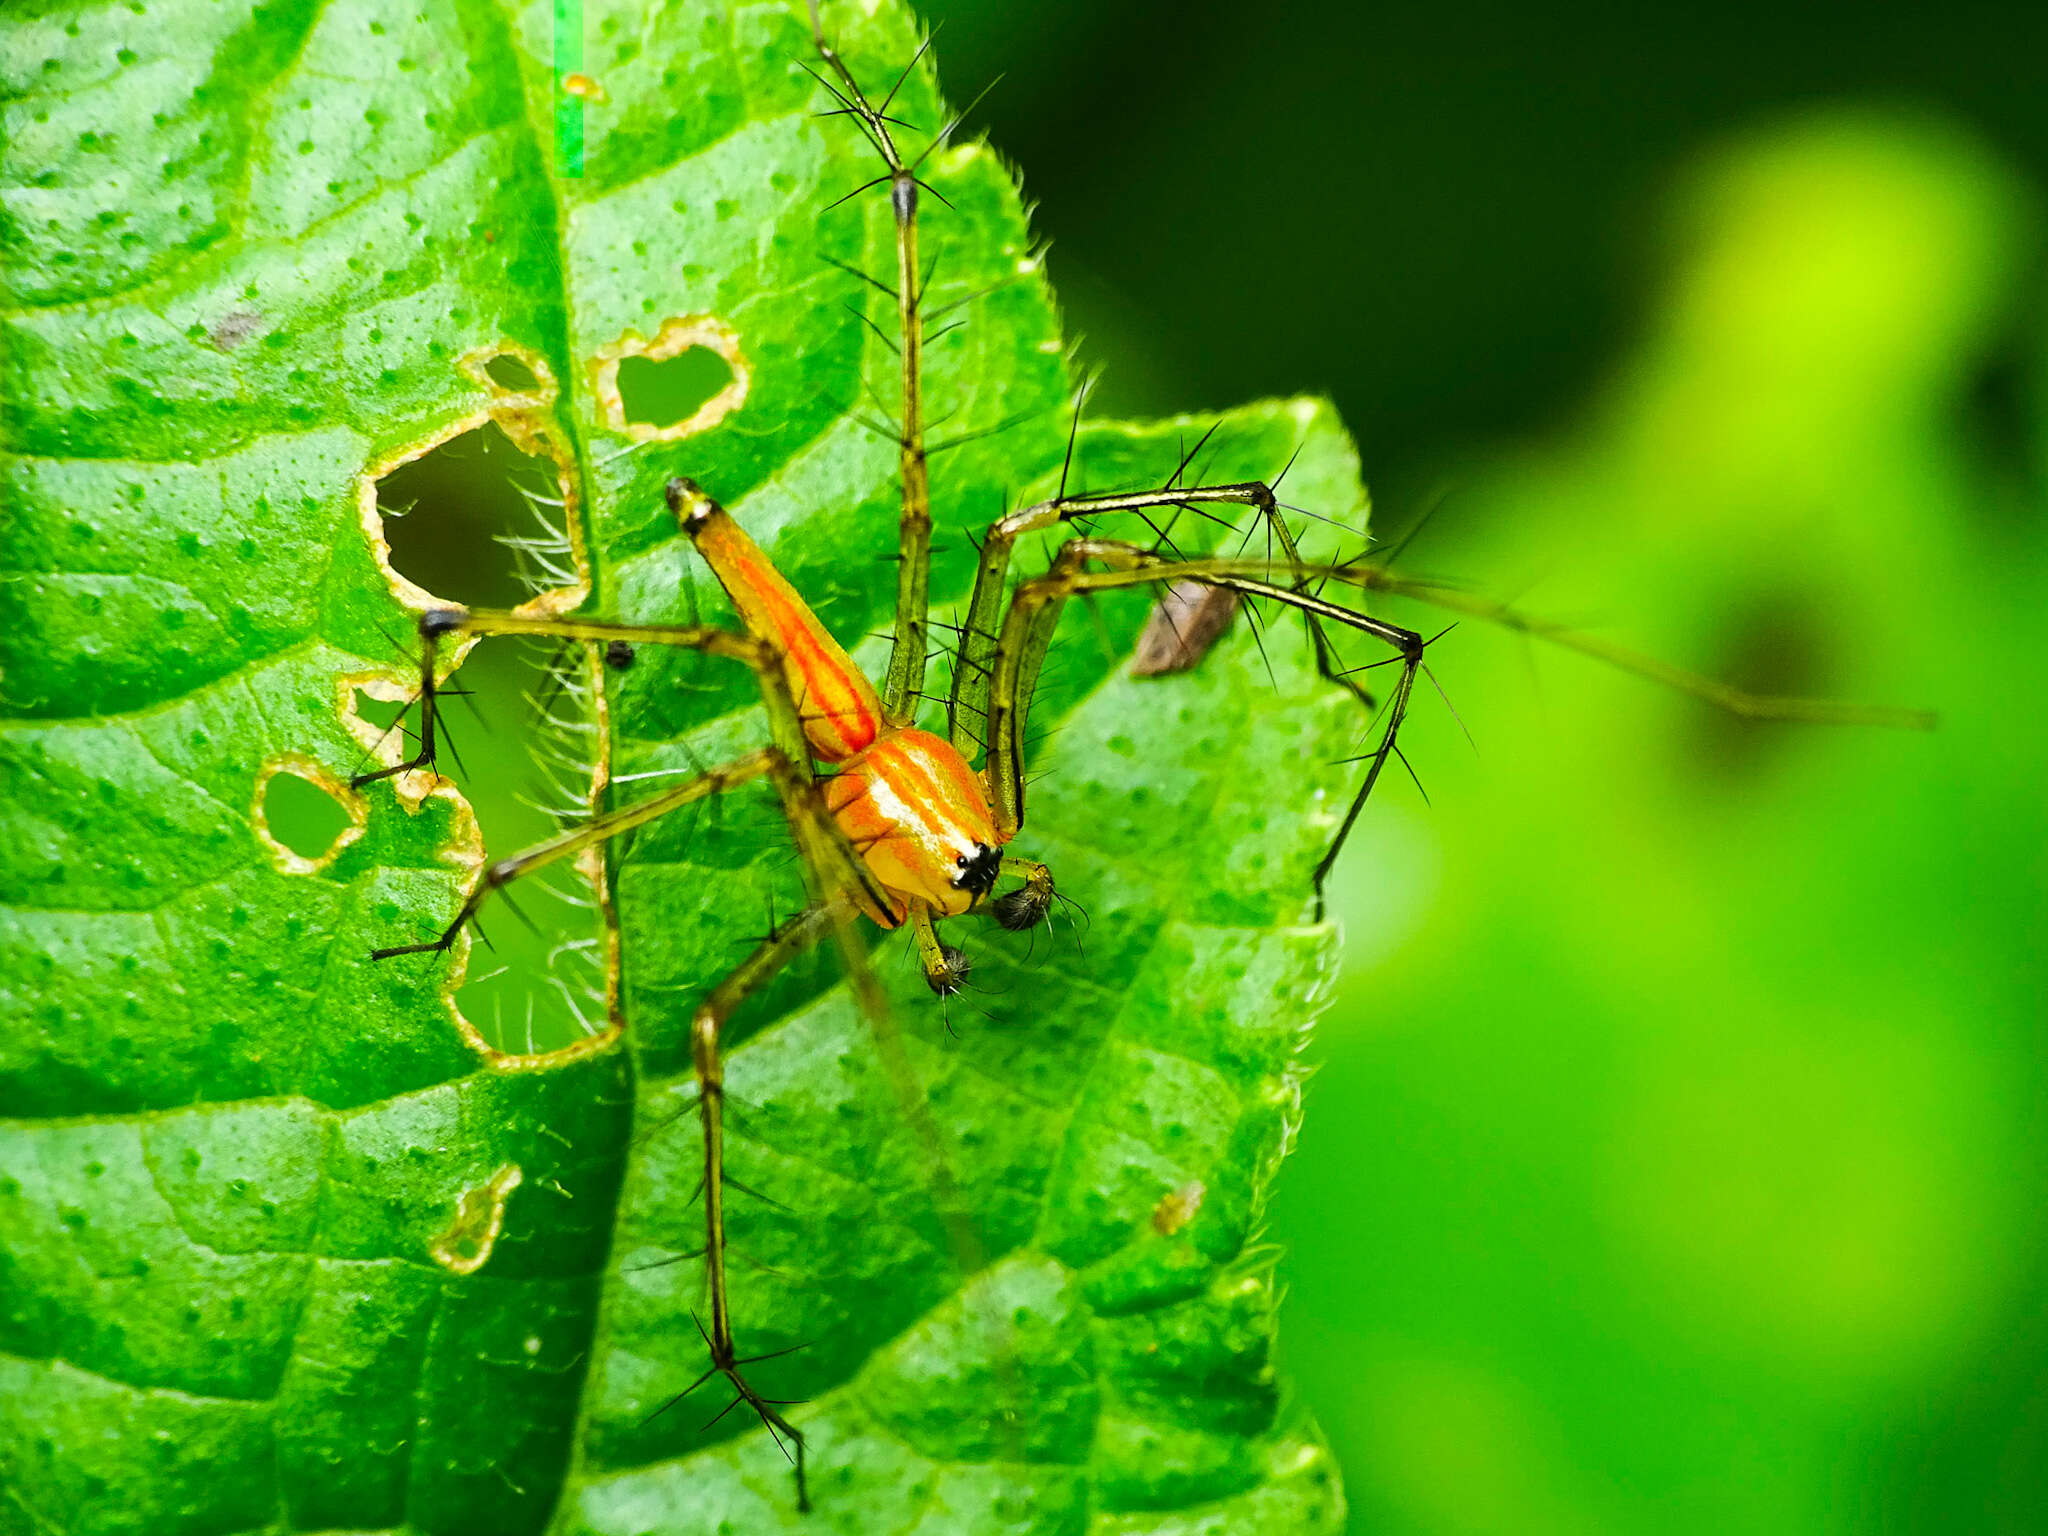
948,476,1323,758
980,541,1932,916
981,543,1426,919
349,609,780,791
808,2,934,725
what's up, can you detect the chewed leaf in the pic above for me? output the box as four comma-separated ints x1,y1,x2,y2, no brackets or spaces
1,2,1360,1532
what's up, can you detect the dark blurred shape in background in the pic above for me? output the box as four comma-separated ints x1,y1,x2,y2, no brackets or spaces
918,2,2048,1532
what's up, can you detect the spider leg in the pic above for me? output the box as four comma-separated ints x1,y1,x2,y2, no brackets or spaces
982,539,1934,919
348,610,774,790
806,1,934,726
907,901,970,995
947,474,1323,757
350,619,454,788
1345,571,1938,731
367,747,802,961
666,898,850,1514
982,540,1427,918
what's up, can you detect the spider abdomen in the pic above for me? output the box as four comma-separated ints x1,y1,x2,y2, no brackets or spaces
672,480,883,763
823,727,1006,925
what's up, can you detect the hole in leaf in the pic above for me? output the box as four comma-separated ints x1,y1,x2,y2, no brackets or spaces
370,425,610,1056
484,352,541,393
377,422,557,608
354,687,405,733
259,769,355,865
616,347,734,431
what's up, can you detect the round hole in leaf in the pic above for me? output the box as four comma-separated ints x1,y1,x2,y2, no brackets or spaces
376,421,557,609
353,687,405,733
616,346,734,430
483,352,540,392
261,770,354,864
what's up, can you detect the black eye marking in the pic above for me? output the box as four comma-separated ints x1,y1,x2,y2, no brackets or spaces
949,842,1002,899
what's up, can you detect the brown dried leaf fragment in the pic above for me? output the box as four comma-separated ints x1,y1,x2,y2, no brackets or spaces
1132,580,1242,676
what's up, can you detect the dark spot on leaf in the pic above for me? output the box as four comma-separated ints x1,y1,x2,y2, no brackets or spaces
206,311,264,351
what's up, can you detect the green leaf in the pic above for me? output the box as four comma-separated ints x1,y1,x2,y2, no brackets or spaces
2,2,1359,1532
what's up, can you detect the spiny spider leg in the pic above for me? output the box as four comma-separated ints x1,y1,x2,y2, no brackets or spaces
668,898,852,1514
1344,571,1939,731
350,617,452,788
351,613,759,789
982,539,1427,917
369,747,798,961
807,0,935,726
908,901,971,996
947,477,1331,756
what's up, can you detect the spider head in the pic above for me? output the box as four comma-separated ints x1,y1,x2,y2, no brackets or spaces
951,842,1002,903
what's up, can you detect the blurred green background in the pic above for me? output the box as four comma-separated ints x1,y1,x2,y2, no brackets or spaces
910,3,2047,1533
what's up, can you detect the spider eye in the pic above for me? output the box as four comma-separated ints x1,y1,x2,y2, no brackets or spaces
950,843,1002,897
